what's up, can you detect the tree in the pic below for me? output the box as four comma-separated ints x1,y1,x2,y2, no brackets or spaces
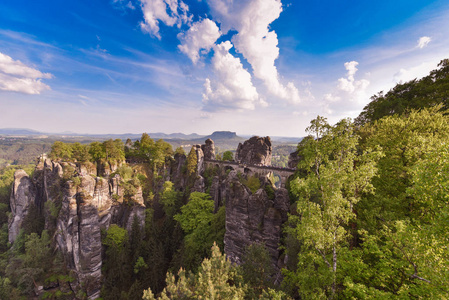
286,117,381,298
88,141,105,162
71,142,91,162
103,139,125,162
142,243,246,300
241,243,274,298
341,107,449,298
222,151,233,161
160,181,180,217
186,147,197,176
174,192,216,270
49,141,72,160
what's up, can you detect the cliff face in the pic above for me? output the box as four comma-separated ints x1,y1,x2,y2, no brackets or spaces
8,155,145,299
222,171,289,269
8,169,36,243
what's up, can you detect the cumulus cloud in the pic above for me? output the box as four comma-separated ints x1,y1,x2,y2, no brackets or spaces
337,61,369,94
202,41,266,111
417,36,431,49
207,0,300,104
323,61,370,115
0,52,52,94
139,0,191,39
178,19,221,64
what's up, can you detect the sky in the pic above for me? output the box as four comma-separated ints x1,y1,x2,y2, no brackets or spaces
0,0,448,137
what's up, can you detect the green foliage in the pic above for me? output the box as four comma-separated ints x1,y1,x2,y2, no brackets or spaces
127,134,173,173
186,147,197,176
264,182,275,200
134,257,148,275
174,147,185,156
114,165,134,181
71,142,91,162
241,243,275,298
160,181,180,217
103,139,125,163
173,192,218,271
287,116,382,298
103,224,128,252
50,141,72,160
357,106,449,230
143,243,247,300
174,192,214,234
222,150,233,161
243,174,261,194
89,141,106,162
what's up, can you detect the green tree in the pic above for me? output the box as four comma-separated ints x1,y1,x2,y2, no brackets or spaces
241,243,274,298
160,181,180,217
71,142,91,162
286,117,381,298
88,141,106,162
142,243,246,300
222,151,233,161
174,192,216,270
49,141,72,160
103,139,125,163
186,147,197,176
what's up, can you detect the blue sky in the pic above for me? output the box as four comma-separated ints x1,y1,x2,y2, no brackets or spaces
0,0,448,137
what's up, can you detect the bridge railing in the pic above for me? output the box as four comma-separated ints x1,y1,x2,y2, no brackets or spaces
203,159,296,173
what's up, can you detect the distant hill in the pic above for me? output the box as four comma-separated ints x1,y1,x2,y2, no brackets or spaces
0,128,42,135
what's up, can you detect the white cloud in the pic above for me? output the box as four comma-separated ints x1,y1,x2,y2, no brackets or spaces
207,0,300,104
0,52,52,94
139,0,191,39
178,19,221,64
417,36,431,49
322,61,370,115
337,61,369,94
202,41,266,111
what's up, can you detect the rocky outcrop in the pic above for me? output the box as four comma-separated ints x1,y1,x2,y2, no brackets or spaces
288,150,301,169
235,136,272,166
223,171,289,268
201,138,215,160
170,152,187,191
8,170,36,243
9,156,145,299
193,145,205,175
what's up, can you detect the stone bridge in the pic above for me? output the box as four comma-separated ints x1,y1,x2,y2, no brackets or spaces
204,159,296,188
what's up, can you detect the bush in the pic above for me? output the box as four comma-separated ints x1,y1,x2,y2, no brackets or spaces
244,175,261,194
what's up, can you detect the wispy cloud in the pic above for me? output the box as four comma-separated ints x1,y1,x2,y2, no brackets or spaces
0,52,53,94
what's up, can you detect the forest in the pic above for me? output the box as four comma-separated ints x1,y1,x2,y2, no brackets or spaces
0,59,448,299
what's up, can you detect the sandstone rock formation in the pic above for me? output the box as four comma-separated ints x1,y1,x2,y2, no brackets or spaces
8,169,36,243
235,136,272,166
9,156,145,299
288,150,301,169
193,144,205,175
201,138,215,160
222,171,289,269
